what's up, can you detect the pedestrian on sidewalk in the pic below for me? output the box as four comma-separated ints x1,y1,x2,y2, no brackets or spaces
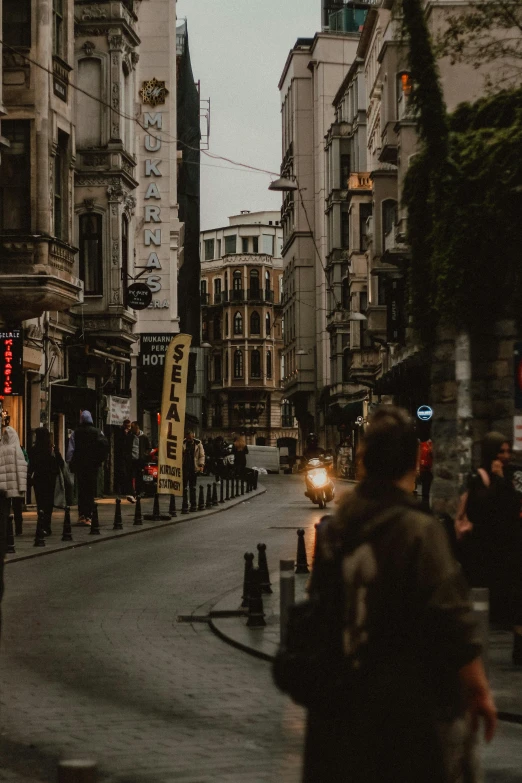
231,435,248,479
182,429,205,511
28,428,64,536
304,406,496,783
457,431,522,665
66,411,108,525
127,421,150,502
0,425,26,635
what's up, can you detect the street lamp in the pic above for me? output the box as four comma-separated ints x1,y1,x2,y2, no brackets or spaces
268,176,299,192
348,311,367,322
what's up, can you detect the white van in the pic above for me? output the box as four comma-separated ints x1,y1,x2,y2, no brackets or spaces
246,445,280,474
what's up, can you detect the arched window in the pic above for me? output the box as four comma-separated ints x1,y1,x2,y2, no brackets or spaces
79,213,103,295
214,354,222,382
250,268,260,295
266,350,272,379
213,315,221,340
233,270,242,290
234,349,243,378
281,399,293,427
251,349,261,378
233,311,243,335
250,311,260,335
265,270,270,293
265,312,271,336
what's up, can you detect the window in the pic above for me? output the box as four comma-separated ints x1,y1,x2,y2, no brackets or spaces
3,0,31,47
201,279,207,295
250,311,260,335
0,121,30,232
214,354,222,382
79,213,103,295
77,59,102,148
265,313,271,336
341,209,349,249
281,399,293,427
233,270,242,290
340,153,351,188
204,238,215,260
213,315,221,340
359,203,372,251
225,313,229,336
53,0,64,57
122,215,129,306
262,234,274,256
266,350,272,379
382,200,397,246
265,270,270,292
54,132,69,241
225,350,229,380
251,350,261,378
225,234,237,254
233,311,243,335
217,238,222,258
214,277,221,302
234,349,243,378
250,269,260,295
253,236,259,253
242,237,249,253
397,72,414,120
342,278,350,310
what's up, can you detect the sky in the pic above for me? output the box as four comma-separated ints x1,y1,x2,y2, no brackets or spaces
176,0,320,230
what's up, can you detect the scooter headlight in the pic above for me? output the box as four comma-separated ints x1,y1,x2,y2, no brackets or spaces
309,468,328,488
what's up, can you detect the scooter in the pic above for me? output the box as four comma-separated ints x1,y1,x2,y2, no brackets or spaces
304,457,335,509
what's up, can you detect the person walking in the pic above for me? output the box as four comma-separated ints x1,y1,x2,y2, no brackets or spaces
28,428,64,536
127,421,150,501
0,425,28,542
231,435,248,479
457,431,522,665
66,411,108,525
114,418,132,496
182,429,205,512
303,406,496,783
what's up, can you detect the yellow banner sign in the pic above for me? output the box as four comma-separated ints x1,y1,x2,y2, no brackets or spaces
157,334,192,495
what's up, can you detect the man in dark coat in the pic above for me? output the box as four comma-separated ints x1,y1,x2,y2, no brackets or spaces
66,410,108,525
128,421,150,500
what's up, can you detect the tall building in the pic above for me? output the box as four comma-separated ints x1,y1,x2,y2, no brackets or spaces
200,211,297,450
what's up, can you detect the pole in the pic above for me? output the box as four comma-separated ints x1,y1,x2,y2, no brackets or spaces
279,559,295,645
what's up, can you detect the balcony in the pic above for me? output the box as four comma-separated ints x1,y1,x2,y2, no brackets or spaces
247,288,274,303
0,234,81,321
348,172,372,192
201,292,210,305
229,288,245,303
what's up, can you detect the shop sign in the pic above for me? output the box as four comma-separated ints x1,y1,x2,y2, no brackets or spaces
0,328,23,396
139,333,172,368
106,395,131,426
127,282,152,310
417,405,433,421
157,334,192,496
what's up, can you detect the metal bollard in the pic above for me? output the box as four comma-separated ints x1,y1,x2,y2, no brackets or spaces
58,759,97,782
280,559,295,644
471,587,490,673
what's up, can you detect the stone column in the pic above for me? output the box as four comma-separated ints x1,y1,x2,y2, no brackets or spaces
107,30,124,145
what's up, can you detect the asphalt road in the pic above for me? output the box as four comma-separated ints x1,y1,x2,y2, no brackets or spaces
0,475,521,782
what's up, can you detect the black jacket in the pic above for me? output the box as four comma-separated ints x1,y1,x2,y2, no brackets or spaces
71,423,109,471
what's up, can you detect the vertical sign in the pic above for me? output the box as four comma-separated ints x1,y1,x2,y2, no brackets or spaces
386,277,405,344
157,334,192,495
0,328,23,395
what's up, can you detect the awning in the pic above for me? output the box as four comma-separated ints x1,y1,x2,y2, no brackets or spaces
325,400,364,426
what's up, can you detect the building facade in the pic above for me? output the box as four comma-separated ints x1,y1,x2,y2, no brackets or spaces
201,211,297,450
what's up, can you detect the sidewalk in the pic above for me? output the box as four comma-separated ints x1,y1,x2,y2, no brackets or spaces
210,570,522,723
4,482,265,564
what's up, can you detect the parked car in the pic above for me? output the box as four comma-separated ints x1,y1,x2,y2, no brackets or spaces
142,448,158,495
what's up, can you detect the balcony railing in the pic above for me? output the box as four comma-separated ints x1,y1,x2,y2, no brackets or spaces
229,288,245,302
201,292,210,304
247,288,274,303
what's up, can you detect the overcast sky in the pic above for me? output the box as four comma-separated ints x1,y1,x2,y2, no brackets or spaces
176,0,320,230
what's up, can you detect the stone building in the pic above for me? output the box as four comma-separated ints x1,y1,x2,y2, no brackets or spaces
200,211,297,450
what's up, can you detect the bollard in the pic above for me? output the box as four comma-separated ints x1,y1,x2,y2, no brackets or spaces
240,478,245,495
241,552,255,608
225,478,230,501
34,510,46,547
219,479,224,504
212,482,218,506
205,484,212,509
280,559,296,645
62,506,73,541
14,513,22,536
169,494,178,518
198,484,205,511
181,485,189,514
89,503,101,535
57,759,97,783
253,470,259,490
247,567,266,628
133,495,143,525
257,543,272,594
230,478,235,499
295,528,310,574
144,492,171,521
471,587,490,673
6,515,15,554
112,498,123,531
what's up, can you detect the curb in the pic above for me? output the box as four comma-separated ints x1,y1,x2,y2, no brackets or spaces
208,610,274,664
5,485,266,565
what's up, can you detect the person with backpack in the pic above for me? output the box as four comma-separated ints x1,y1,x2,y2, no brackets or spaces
456,431,522,665
66,410,108,525
298,407,496,783
28,427,64,536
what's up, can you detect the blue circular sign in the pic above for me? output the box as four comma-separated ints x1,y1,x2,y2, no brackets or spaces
417,405,433,422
